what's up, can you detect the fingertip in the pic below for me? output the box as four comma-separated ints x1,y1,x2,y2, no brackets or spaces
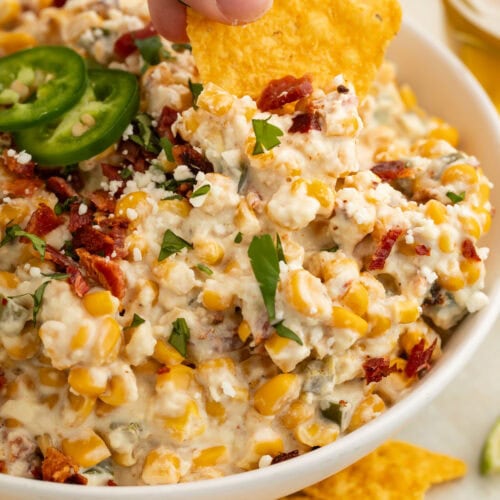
148,0,189,42
216,0,273,23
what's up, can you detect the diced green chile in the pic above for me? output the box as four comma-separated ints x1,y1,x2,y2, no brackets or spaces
0,46,87,131
15,69,139,166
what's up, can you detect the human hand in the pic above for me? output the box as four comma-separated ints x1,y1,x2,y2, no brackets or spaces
148,0,273,42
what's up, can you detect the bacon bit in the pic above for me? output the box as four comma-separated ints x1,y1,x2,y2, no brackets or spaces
65,473,88,485
415,244,431,256
98,217,129,258
423,282,444,307
461,238,481,261
118,140,154,173
68,202,94,233
1,150,36,178
371,161,413,182
30,464,43,480
0,369,6,392
0,460,6,473
41,447,81,483
157,106,179,142
77,248,126,299
368,228,403,271
88,189,116,213
157,365,170,374
114,22,157,60
172,144,214,173
288,111,322,134
405,339,437,378
101,163,123,181
52,0,68,7
24,203,63,237
46,176,78,201
107,479,118,486
1,178,43,197
271,450,299,465
257,75,313,112
363,357,398,384
73,225,116,257
45,245,90,298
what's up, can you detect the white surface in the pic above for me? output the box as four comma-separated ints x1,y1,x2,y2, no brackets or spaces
398,1,500,498
2,16,500,500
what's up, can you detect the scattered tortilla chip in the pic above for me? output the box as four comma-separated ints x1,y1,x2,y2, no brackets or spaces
281,441,466,500
187,0,402,99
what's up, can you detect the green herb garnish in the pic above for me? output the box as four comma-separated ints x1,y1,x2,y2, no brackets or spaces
158,229,193,261
41,272,70,280
446,191,466,204
191,185,211,198
0,224,46,259
188,79,203,109
196,263,213,275
54,196,79,215
125,313,146,330
276,234,286,264
325,244,339,253
234,232,243,244
160,137,174,162
135,35,163,66
252,117,283,155
171,43,192,52
120,167,133,180
169,317,190,357
274,321,303,345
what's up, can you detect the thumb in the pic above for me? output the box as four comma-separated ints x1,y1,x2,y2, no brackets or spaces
216,0,273,23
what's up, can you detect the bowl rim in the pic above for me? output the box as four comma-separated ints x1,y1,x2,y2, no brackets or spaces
2,16,500,499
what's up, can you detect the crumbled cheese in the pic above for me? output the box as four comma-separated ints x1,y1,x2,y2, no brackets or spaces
126,208,138,221
258,455,273,468
6,149,16,157
420,266,438,284
122,123,134,141
16,151,32,165
133,248,142,262
221,381,236,398
405,229,415,245
29,267,41,278
466,291,489,313
173,165,194,181
78,203,88,216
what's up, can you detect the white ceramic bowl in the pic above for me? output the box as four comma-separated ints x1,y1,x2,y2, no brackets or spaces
2,17,500,500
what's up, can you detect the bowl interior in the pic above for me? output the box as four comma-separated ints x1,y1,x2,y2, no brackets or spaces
2,18,500,500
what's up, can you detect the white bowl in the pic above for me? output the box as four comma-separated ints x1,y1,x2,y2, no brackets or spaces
2,17,500,500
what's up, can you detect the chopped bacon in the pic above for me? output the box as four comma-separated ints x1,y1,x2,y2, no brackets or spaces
101,163,123,181
118,140,154,173
107,480,118,486
363,357,398,384
1,178,43,197
157,106,179,142
41,447,87,484
73,225,116,257
271,450,299,465
415,244,431,256
405,339,437,378
68,202,94,233
52,0,68,7
371,161,413,182
172,144,214,173
31,465,43,480
1,150,36,178
24,203,63,237
114,22,157,60
77,248,126,299
99,216,129,258
45,245,90,298
46,177,78,201
257,75,313,112
88,189,116,213
461,238,481,261
368,228,403,271
65,473,88,484
157,365,170,374
288,111,322,134
0,460,6,473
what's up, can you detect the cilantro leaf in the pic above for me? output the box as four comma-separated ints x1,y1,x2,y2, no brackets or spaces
191,185,211,198
274,321,303,345
54,196,79,215
120,167,133,180
446,191,466,204
130,113,160,154
188,80,203,109
169,317,190,357
126,313,146,330
0,224,46,259
160,137,174,162
276,234,286,264
158,229,193,261
252,117,283,155
234,232,243,244
248,234,280,321
41,272,70,280
325,244,339,253
196,263,213,275
171,43,192,52
135,35,163,66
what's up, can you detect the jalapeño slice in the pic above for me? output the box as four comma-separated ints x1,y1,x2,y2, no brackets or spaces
15,69,139,166
0,46,87,131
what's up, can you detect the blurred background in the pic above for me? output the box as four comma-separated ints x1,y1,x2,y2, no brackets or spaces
397,1,500,498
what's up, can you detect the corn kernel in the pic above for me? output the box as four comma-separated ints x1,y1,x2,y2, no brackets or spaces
460,259,481,285
0,271,19,289
281,400,314,429
71,326,90,350
342,281,369,317
158,198,191,217
438,233,454,253
0,0,20,28
285,269,331,318
425,200,447,225
141,448,181,485
254,374,300,416
99,375,128,407
93,317,122,363
202,289,233,311
441,164,478,185
265,334,291,356
163,399,205,441
62,430,111,468
205,400,226,422
474,207,492,235
399,84,417,109
197,82,235,115
194,239,224,265
438,273,465,292
393,300,419,324
234,199,260,234
68,367,107,397
153,339,184,366
66,392,96,427
347,394,386,431
429,123,459,147
115,191,148,218
0,31,37,55
330,306,369,335
237,320,252,343
254,438,283,457
478,183,491,205
193,446,228,468
0,204,29,226
295,421,339,447
399,329,424,355
82,290,116,317
39,367,66,388
156,364,194,392
459,215,481,239
367,314,391,337
4,332,39,360
417,138,442,158
306,179,335,212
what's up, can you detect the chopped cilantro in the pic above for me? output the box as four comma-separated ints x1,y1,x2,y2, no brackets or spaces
41,272,70,280
0,224,46,259
234,232,243,244
130,113,160,154
54,196,79,215
135,35,163,66
252,117,283,155
159,137,174,162
125,313,146,330
238,165,248,193
325,244,339,253
171,43,192,52
158,229,193,261
162,194,183,201
191,184,211,198
188,80,203,109
248,234,280,321
120,167,133,180
62,240,77,260
446,191,466,204
274,321,303,346
169,317,190,357
276,234,286,264
196,263,213,275
10,281,51,324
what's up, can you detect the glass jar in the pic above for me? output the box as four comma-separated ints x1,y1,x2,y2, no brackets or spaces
442,0,500,111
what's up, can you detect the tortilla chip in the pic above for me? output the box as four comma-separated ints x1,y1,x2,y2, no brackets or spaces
187,0,402,99
299,441,466,500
